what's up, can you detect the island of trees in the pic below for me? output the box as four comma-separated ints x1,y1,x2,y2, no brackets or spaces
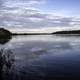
0,28,12,44
0,28,12,38
52,30,80,35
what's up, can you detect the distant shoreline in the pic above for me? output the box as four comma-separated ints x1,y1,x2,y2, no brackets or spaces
12,30,80,35
12,33,80,36
1,28,80,36
12,33,51,35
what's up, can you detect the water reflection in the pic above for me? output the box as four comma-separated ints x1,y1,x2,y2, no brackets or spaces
1,35,80,79
0,48,15,80
0,36,11,44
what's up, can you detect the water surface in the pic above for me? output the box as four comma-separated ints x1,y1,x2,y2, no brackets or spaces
1,35,80,80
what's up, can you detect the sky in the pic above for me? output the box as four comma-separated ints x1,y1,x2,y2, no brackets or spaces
1,0,80,33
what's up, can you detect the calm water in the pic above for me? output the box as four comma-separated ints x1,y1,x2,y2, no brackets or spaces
1,35,80,80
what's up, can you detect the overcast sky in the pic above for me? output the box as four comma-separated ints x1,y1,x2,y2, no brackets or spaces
1,0,80,33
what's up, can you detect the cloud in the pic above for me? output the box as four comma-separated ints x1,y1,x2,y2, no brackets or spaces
0,0,80,33
1,7,80,29
3,0,45,8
